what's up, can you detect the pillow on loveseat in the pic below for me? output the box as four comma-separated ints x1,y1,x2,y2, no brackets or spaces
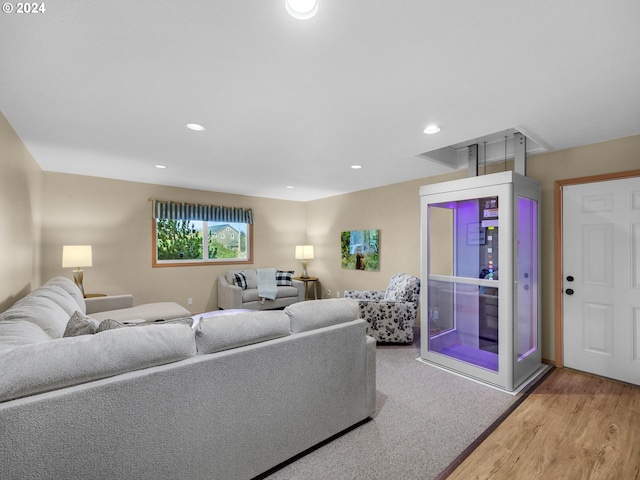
233,272,248,290
276,270,294,286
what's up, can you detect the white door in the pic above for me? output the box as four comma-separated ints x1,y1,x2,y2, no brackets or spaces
562,176,640,385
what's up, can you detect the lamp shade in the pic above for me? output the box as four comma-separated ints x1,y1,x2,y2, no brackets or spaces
62,245,93,268
295,245,314,260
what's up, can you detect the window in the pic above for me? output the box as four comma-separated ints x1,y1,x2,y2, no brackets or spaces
152,200,253,267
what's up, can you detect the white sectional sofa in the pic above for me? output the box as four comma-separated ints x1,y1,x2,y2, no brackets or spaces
0,277,375,480
218,268,305,310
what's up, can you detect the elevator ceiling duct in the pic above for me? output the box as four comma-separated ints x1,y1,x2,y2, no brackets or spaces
417,127,549,171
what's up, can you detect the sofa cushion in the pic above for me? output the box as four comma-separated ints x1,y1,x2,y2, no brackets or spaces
45,276,86,314
276,270,294,286
240,286,299,303
89,302,191,323
0,319,52,354
96,316,194,332
63,311,101,337
285,298,359,333
0,323,197,403
3,296,71,339
195,310,290,354
233,272,248,290
29,285,83,317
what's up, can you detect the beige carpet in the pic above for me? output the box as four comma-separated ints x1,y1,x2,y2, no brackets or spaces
262,333,521,480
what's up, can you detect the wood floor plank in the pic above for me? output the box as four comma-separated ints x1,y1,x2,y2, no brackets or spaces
445,368,640,480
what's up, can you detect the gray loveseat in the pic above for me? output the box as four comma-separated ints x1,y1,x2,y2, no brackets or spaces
218,268,305,310
0,277,375,480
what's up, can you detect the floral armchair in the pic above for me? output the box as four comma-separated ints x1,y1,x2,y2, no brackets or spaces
344,273,421,343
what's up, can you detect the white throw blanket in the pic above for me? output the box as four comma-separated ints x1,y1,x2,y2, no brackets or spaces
257,268,278,301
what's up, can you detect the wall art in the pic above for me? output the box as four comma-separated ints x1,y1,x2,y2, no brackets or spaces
340,229,379,271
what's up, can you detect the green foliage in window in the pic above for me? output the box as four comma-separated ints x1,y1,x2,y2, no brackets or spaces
157,219,203,260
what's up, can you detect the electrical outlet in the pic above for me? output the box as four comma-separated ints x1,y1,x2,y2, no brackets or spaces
336,291,340,298
326,289,331,298
187,298,193,306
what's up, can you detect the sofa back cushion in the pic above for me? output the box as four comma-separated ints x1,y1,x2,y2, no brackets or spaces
0,319,52,354
285,298,359,333
28,285,82,316
2,296,71,339
195,310,290,354
0,323,196,403
45,276,86,314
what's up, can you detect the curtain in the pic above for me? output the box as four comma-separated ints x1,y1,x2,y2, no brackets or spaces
153,200,254,224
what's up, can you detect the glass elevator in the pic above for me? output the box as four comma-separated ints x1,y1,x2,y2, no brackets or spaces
419,171,543,392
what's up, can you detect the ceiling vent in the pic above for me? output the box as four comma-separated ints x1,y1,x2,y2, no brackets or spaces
417,128,549,170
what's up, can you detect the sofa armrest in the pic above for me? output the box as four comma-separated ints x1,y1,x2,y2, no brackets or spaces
217,275,242,309
85,295,134,315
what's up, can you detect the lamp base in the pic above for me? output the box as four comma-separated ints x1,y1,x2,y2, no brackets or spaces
72,269,86,297
300,260,309,279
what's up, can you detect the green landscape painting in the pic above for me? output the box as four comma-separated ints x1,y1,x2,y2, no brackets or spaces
341,229,379,271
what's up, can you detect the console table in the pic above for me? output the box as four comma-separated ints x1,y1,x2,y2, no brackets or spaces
293,276,319,300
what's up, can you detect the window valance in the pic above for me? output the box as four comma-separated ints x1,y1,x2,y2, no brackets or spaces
153,200,254,224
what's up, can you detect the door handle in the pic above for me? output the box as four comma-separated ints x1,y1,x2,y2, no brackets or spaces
566,275,574,282
565,288,574,295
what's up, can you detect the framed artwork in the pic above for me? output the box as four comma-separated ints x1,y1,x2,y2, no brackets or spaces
341,229,379,271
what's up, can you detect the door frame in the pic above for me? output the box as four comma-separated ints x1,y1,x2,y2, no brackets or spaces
554,169,640,367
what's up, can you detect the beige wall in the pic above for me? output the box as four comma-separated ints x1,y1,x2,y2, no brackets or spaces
0,113,42,311
2,106,638,363
41,173,307,314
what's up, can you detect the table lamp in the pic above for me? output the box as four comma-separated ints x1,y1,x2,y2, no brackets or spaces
295,245,314,279
62,245,93,297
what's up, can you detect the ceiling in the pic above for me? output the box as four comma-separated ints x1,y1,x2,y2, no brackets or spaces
1,1,639,202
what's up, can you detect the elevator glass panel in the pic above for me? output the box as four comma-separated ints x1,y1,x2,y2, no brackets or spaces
516,196,538,362
427,197,500,372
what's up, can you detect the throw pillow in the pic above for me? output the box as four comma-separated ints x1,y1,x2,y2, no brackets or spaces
233,272,248,290
63,311,101,337
96,318,128,332
276,270,294,286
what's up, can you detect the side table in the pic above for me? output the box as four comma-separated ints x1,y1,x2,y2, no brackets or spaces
293,276,319,300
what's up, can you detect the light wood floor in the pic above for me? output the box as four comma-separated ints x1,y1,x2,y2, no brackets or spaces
445,368,640,480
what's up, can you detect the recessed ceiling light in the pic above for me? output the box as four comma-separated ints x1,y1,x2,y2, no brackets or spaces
286,185,294,189
186,123,205,131
154,164,167,169
285,0,318,20
423,125,442,134
351,164,363,169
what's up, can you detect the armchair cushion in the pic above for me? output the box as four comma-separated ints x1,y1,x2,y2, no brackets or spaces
384,272,420,303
